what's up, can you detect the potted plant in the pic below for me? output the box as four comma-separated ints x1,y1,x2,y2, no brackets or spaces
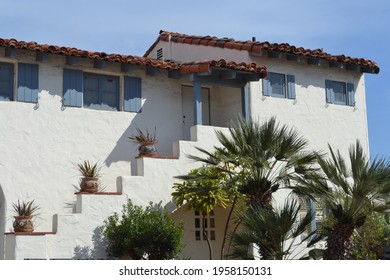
77,160,101,193
12,200,40,233
128,127,157,157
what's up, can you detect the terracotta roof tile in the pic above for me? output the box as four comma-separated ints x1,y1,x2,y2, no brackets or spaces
0,38,180,71
144,30,379,74
0,37,267,78
180,59,267,78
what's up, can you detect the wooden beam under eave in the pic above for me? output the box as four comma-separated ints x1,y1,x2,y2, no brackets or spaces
307,57,322,66
36,53,48,62
346,64,360,72
5,48,16,58
94,60,107,69
121,63,134,73
286,54,301,62
268,51,282,59
329,61,344,69
146,67,160,76
220,70,236,80
168,70,181,79
66,56,78,66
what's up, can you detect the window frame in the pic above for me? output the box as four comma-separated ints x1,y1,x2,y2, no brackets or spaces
63,68,142,112
83,72,120,111
194,210,216,241
325,79,355,107
0,61,14,101
262,72,296,99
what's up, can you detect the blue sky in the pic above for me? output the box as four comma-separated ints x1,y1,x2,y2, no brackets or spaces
1,0,389,157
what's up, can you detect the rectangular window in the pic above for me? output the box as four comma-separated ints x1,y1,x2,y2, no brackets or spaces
298,195,324,237
17,63,39,103
194,210,216,241
262,72,296,99
63,69,142,112
0,62,14,101
84,73,119,111
325,80,355,106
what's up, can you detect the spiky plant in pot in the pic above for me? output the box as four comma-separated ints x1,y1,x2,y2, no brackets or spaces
12,200,40,232
77,160,101,193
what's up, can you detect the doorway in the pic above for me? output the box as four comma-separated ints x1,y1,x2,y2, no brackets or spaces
181,85,210,140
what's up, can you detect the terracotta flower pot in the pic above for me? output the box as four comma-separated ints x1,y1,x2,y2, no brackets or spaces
80,177,99,193
13,216,34,232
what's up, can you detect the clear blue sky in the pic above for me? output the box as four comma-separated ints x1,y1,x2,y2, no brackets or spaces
1,0,389,157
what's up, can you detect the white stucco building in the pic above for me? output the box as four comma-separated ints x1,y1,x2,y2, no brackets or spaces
0,30,379,260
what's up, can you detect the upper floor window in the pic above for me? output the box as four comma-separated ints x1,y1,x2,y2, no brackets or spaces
63,68,142,112
325,80,355,106
0,62,13,101
262,72,296,99
0,62,39,103
84,73,119,111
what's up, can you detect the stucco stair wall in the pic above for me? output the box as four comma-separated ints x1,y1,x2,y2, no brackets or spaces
6,125,227,259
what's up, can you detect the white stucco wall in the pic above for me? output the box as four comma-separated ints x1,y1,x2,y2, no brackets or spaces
1,38,372,260
0,48,184,259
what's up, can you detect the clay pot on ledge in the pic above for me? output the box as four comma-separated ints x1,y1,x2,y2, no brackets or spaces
13,216,34,233
77,160,101,193
128,127,158,158
138,142,157,157
80,177,99,193
12,199,40,233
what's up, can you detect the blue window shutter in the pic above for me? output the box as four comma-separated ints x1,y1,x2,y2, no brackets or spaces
0,62,14,101
124,76,142,112
262,77,270,96
347,83,355,106
325,80,334,103
63,69,83,107
287,74,296,99
17,63,39,103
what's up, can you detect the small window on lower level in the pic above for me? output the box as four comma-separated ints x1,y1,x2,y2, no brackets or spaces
194,210,216,241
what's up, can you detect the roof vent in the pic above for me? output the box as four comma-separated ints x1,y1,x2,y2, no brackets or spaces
157,48,163,60
252,37,256,42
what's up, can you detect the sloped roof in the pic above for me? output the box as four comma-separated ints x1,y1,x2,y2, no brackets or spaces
144,30,380,74
0,38,267,78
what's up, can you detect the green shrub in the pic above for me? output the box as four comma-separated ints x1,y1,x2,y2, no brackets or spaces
104,199,184,260
352,213,390,260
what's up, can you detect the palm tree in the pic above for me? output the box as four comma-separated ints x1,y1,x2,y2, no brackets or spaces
230,199,317,260
305,141,390,259
173,117,326,259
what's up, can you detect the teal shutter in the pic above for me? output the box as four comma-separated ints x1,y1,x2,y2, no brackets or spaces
347,83,355,106
262,78,270,96
287,74,296,99
17,63,39,103
0,62,14,101
325,80,334,103
124,76,142,112
63,69,83,107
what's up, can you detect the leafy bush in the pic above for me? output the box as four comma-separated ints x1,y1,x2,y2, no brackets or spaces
104,199,184,260
352,213,390,259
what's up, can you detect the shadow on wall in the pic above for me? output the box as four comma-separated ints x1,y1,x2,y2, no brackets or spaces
0,186,6,260
104,97,183,176
73,226,112,260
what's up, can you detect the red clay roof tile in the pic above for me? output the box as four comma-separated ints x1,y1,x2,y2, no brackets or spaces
0,37,266,78
144,30,379,74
